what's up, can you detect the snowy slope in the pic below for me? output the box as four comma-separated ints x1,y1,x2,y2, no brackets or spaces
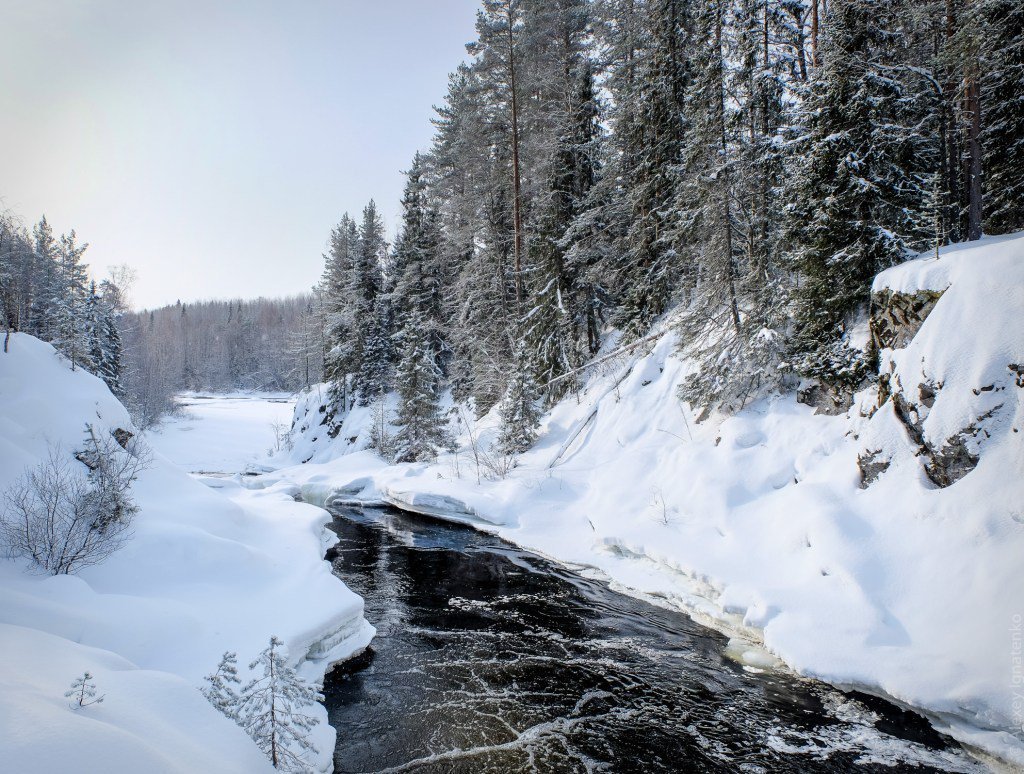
270,233,1024,767
0,335,374,773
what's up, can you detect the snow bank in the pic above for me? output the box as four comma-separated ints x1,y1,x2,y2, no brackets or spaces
273,234,1024,767
0,335,374,773
148,392,295,473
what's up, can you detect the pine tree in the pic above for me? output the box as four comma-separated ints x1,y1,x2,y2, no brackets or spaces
237,636,322,772
202,651,242,721
393,310,451,463
65,672,104,708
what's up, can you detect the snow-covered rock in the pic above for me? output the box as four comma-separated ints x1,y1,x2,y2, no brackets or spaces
0,334,374,773
274,233,1024,767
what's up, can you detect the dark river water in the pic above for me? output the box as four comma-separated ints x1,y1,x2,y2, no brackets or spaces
322,505,980,773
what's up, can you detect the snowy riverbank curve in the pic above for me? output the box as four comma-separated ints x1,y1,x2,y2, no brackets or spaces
0,335,374,773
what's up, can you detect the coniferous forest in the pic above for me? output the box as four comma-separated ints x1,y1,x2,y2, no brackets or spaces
310,0,1024,462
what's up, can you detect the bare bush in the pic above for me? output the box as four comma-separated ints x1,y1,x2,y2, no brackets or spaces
1,427,149,574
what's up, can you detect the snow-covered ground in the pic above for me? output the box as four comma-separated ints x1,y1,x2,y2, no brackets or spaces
265,234,1024,769
0,338,373,773
148,392,295,473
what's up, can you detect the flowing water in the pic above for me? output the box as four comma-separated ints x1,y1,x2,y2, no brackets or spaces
322,505,980,773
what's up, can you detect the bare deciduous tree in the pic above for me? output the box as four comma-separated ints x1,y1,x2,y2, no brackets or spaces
1,429,149,575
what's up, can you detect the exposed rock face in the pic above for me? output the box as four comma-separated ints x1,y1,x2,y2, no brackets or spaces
861,284,1013,489
797,382,856,416
869,288,944,351
857,449,890,488
112,428,134,450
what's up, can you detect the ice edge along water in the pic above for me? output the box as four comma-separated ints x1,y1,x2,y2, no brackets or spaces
0,337,374,774
268,233,1024,771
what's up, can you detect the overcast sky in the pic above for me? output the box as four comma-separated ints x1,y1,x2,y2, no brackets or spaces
0,0,479,310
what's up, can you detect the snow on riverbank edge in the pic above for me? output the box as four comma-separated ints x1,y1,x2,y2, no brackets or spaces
0,335,374,773
271,234,1024,770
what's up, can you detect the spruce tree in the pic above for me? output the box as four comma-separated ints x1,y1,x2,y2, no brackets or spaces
981,0,1024,234
352,201,391,404
609,0,691,339
393,310,451,463
28,216,59,341
50,230,91,370
523,8,600,402
787,0,932,387
497,343,542,456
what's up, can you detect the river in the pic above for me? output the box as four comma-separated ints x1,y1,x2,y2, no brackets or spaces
321,504,980,773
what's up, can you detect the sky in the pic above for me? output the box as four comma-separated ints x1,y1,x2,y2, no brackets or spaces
0,0,480,310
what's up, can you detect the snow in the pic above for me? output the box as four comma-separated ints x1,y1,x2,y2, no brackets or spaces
0,335,374,773
148,392,295,473
268,233,1024,767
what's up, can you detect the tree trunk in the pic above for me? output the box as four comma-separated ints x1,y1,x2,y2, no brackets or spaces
506,4,524,310
965,74,983,240
714,2,741,334
810,0,820,68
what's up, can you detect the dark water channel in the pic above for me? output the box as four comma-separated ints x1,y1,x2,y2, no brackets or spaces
322,506,980,773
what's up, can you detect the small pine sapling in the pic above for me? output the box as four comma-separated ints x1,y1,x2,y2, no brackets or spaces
202,651,242,720
65,672,104,708
238,636,323,772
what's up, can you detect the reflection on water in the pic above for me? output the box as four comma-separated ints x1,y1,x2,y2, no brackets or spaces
323,506,978,773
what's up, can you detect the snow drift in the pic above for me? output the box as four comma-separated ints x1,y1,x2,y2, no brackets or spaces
0,334,374,773
273,233,1024,767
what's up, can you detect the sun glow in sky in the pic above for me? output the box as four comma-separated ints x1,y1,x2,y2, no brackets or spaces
0,0,479,309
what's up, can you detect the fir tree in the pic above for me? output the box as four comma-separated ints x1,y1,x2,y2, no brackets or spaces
497,344,542,456
393,309,451,463
238,636,322,772
787,0,932,386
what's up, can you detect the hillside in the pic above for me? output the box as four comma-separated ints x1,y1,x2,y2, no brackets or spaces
272,233,1024,767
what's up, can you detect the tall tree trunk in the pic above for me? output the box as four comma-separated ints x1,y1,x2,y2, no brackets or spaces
965,74,983,240
506,4,524,310
810,0,820,68
714,1,741,334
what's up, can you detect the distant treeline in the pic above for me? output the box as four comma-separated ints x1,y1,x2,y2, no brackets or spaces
121,294,324,404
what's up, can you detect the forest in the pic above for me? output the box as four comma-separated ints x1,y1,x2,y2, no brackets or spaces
1,0,1021,450
309,0,1024,462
